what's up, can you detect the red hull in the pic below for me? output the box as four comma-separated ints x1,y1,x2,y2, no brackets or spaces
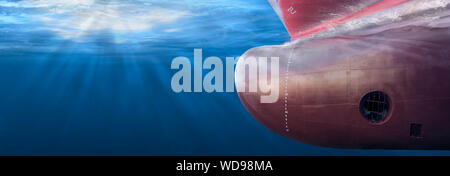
237,1,450,149
269,0,410,40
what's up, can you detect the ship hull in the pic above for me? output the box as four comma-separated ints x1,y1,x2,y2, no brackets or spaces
237,0,450,149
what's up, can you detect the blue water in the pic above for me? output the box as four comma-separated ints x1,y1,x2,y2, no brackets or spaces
0,0,449,155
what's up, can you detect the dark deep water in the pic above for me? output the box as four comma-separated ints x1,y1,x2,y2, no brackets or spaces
0,0,450,155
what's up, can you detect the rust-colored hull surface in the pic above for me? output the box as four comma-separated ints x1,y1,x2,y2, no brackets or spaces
237,1,450,149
